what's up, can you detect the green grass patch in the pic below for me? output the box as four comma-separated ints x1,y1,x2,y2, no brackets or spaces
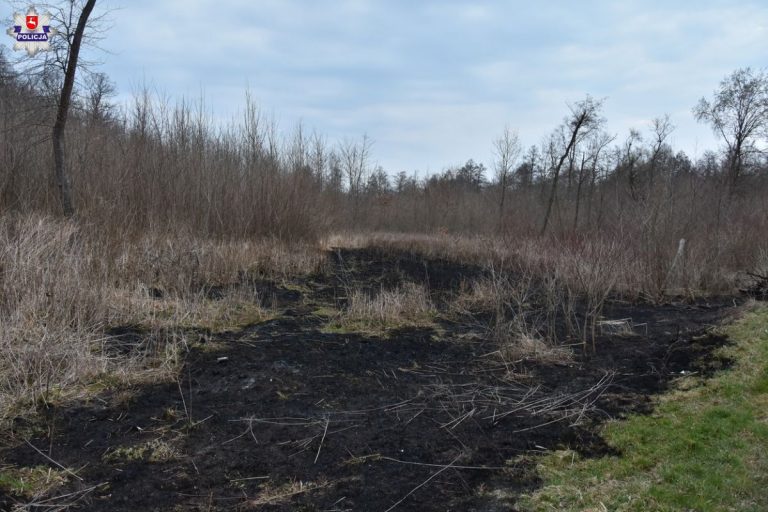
0,466,68,497
520,304,768,512
311,306,339,319
183,300,273,332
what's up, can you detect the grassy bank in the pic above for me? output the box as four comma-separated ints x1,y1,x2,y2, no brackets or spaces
521,303,768,511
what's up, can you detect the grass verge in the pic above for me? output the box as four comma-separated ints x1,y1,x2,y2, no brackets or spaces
520,303,768,511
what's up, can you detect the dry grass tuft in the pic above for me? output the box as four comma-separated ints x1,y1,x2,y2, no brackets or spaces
119,285,270,333
333,283,436,332
452,277,506,314
103,439,180,464
247,479,332,508
494,323,573,365
0,465,69,499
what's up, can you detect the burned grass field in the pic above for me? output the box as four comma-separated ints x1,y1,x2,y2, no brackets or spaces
0,248,741,511
2,5,768,509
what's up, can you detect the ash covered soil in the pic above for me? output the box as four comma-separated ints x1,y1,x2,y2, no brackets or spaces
0,249,740,511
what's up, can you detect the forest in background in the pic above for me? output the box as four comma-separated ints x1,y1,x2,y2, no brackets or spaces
2,45,767,294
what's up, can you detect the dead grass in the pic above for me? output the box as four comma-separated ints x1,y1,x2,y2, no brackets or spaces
103,439,180,464
118,286,270,333
0,465,68,499
0,214,326,425
330,283,436,333
327,230,735,301
494,323,573,365
0,216,113,422
325,232,508,267
452,269,577,362
337,232,627,349
247,479,332,508
452,276,507,314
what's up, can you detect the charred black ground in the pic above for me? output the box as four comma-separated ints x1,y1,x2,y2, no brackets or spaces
0,248,739,511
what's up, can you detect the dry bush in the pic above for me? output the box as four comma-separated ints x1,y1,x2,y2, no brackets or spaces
395,234,623,349
549,238,623,348
337,283,436,331
3,60,767,302
453,267,575,361
327,171,768,301
347,228,735,300
447,237,617,336
389,234,621,346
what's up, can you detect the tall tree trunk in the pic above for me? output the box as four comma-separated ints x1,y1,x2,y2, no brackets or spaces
729,139,743,196
52,0,97,217
585,164,597,228
498,175,507,233
541,113,588,236
573,154,587,230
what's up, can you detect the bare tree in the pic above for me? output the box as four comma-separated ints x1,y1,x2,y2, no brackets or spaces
338,134,373,222
339,134,372,196
541,96,604,235
492,126,521,232
516,145,538,190
84,71,115,122
583,131,615,229
309,131,327,187
50,0,97,216
573,130,614,230
620,128,643,201
694,68,768,194
648,115,674,185
286,121,307,173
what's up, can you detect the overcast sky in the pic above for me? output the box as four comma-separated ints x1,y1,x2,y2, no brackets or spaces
11,0,768,174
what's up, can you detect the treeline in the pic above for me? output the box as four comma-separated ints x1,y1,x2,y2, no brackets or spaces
1,50,331,240
1,50,767,287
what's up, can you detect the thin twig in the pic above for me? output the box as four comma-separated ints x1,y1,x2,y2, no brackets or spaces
384,454,461,512
379,456,507,470
28,481,108,505
314,417,330,464
229,475,270,482
24,440,83,482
